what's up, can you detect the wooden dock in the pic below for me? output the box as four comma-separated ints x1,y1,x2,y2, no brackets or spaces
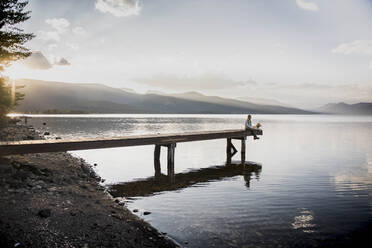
0,128,262,182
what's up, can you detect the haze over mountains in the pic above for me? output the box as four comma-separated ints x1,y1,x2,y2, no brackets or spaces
13,79,372,115
318,102,372,115
14,79,313,114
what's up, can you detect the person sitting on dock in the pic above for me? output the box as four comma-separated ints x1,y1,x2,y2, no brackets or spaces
245,114,260,140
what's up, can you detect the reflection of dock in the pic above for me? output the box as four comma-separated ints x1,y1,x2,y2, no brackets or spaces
109,162,262,198
0,129,263,182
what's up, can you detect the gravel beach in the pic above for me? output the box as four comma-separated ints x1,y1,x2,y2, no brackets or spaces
0,122,178,248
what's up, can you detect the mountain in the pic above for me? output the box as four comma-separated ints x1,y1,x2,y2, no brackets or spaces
14,79,313,114
168,91,304,114
318,102,372,115
237,96,290,107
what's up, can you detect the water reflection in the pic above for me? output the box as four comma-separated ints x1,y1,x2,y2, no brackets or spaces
109,162,262,198
291,209,316,233
19,114,372,247
332,154,372,194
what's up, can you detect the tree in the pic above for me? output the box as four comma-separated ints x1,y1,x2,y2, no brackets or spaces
0,0,33,119
0,76,23,118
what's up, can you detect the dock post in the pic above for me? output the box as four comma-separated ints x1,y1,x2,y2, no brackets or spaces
167,143,176,183
226,138,232,165
241,137,246,165
154,145,161,179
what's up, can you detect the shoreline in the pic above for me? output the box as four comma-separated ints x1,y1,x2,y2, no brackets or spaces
0,122,178,248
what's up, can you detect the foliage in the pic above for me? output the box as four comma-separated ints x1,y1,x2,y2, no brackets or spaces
0,0,34,71
0,0,33,119
0,76,23,119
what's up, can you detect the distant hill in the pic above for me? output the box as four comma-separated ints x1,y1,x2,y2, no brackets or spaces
318,102,372,115
237,96,291,107
14,79,313,114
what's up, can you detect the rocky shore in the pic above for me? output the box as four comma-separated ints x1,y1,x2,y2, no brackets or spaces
0,122,178,248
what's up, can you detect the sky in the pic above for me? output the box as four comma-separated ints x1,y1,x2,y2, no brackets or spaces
5,0,372,108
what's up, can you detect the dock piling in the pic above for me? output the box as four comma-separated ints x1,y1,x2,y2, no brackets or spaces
154,145,161,179
167,144,176,183
241,137,246,165
226,138,232,165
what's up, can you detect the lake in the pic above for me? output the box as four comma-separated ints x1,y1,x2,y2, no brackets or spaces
21,114,372,247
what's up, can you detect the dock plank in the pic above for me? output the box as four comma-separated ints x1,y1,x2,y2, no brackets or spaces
0,129,262,156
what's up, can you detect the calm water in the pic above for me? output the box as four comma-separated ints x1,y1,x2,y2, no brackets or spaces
22,114,372,247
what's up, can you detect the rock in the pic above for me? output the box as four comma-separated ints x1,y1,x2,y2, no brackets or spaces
11,162,21,169
80,184,88,189
43,132,50,135
143,211,151,215
27,181,34,188
93,163,97,167
79,174,87,179
133,209,139,213
12,171,29,180
38,209,52,218
111,214,121,219
97,186,105,191
55,137,62,140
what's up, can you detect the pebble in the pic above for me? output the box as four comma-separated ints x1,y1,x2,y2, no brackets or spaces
48,187,57,192
133,209,139,213
38,209,52,218
143,211,151,215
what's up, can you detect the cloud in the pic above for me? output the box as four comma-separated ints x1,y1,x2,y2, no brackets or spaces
48,44,58,51
20,51,52,70
135,74,251,90
38,18,71,42
66,42,79,50
296,0,319,11
72,26,86,35
95,0,141,17
54,57,71,66
18,51,71,69
38,30,60,42
332,40,372,55
45,18,70,33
